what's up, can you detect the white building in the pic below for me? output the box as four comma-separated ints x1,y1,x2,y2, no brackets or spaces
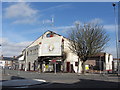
0,55,18,69
18,30,113,73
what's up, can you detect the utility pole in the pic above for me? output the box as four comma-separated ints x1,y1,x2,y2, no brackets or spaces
112,3,119,75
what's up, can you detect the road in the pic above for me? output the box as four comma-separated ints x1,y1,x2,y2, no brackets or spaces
1,69,120,88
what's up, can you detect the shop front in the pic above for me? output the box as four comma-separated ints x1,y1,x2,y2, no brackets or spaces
37,56,63,73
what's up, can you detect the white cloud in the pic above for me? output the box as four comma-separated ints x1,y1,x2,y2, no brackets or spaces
41,4,71,13
89,18,116,32
89,18,103,24
47,25,75,34
3,2,71,25
104,46,117,58
12,18,37,24
54,25,74,30
4,2,39,24
1,37,32,57
4,2,38,18
104,24,117,32
42,19,52,25
78,18,116,33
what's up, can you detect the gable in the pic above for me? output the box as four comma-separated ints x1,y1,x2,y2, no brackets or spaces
27,30,62,48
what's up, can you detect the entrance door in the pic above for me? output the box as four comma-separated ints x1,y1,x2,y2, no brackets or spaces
33,61,36,71
66,62,70,72
21,64,23,70
28,62,31,71
56,63,61,72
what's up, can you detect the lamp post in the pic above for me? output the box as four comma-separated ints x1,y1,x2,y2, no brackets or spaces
112,3,119,75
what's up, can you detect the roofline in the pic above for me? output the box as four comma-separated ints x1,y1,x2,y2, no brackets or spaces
16,54,23,58
0,57,17,60
113,58,120,60
23,30,68,51
21,30,113,56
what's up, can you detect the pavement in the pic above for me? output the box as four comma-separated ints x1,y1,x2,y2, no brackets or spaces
1,69,120,88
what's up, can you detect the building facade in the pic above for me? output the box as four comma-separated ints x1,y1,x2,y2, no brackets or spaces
18,30,113,73
85,53,113,73
0,55,18,69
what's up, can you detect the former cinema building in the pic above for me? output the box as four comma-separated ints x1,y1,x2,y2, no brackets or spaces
18,30,113,73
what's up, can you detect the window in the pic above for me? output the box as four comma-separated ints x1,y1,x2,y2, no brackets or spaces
34,49,37,54
75,62,78,66
27,51,29,56
46,33,54,38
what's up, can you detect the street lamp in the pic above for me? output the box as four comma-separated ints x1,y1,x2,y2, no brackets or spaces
112,3,119,75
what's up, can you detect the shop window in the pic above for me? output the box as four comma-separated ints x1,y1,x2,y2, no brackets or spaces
75,62,78,66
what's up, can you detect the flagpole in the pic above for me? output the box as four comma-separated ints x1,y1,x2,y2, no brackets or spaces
51,15,54,28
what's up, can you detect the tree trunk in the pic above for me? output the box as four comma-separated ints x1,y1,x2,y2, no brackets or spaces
82,61,86,74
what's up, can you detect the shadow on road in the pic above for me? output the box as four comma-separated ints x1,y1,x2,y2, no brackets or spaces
2,75,47,89
10,76,25,80
31,79,119,88
2,75,120,88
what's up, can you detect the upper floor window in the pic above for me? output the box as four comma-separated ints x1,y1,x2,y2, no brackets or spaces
46,33,54,38
75,62,78,66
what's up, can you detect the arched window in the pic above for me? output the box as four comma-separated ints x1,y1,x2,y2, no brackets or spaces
46,33,54,38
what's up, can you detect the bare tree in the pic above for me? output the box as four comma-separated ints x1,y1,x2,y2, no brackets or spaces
67,22,109,74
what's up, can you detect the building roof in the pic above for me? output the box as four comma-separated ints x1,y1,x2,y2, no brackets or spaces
21,30,112,57
22,30,65,51
16,54,23,59
0,57,17,61
113,58,120,60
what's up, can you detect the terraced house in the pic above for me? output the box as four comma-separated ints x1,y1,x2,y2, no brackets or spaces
18,30,113,73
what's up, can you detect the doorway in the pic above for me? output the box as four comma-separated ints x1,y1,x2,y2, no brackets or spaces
28,62,31,71
66,62,70,72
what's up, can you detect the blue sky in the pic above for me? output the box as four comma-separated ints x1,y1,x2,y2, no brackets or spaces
1,2,119,57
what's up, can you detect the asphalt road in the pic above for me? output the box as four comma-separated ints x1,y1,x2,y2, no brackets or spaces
1,69,120,88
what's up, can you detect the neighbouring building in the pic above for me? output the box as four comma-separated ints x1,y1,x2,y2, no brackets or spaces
17,54,25,70
0,55,18,69
112,58,120,74
18,30,113,73
85,53,113,73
